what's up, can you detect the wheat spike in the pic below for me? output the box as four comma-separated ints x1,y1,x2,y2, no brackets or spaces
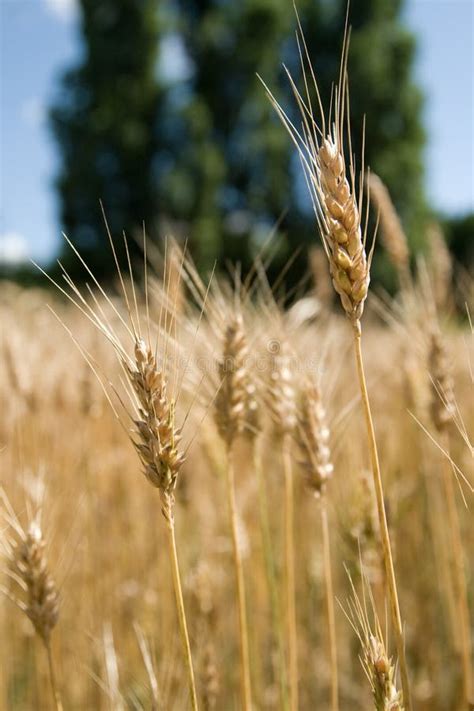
318,137,370,324
128,339,185,502
9,519,60,645
244,378,261,441
296,378,333,497
214,314,250,447
346,576,404,711
428,222,452,312
368,174,410,277
1,489,63,710
268,341,297,437
428,329,455,433
366,635,404,711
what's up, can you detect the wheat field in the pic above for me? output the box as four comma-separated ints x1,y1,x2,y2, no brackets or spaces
1,22,473,711
0,237,472,711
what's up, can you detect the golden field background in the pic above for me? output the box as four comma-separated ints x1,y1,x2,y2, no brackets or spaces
0,261,472,710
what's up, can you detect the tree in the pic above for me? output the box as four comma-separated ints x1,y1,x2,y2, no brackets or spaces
161,0,296,275
50,0,426,285
50,0,163,278
443,213,474,268
159,0,426,278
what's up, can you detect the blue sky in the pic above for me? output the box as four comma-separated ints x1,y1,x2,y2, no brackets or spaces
0,0,473,266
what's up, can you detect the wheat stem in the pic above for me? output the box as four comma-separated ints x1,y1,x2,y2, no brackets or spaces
283,434,298,711
352,326,411,711
162,495,199,711
45,640,63,711
254,438,289,711
320,499,338,711
225,444,252,711
440,432,473,708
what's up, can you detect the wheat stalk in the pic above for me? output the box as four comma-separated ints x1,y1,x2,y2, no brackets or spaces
268,340,298,711
245,367,289,710
296,377,338,711
190,564,220,711
262,16,411,708
214,312,253,711
40,233,200,711
129,337,199,711
429,328,473,707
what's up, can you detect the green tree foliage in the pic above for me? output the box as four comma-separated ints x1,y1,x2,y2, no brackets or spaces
158,0,296,274
50,0,163,276
50,0,427,283
443,213,474,268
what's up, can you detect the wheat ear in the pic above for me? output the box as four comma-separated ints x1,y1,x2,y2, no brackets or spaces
263,19,411,708
129,339,199,711
296,378,338,711
368,174,410,290
428,222,453,314
246,378,288,711
345,573,404,711
269,341,298,711
0,497,62,711
215,313,253,711
429,329,473,707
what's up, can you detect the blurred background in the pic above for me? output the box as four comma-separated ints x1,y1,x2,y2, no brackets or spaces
0,0,473,289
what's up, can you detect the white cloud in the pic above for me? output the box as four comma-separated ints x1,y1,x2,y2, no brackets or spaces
44,0,79,23
0,232,30,265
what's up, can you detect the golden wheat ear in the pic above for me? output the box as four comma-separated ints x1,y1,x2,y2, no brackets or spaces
0,488,63,711
262,11,412,707
342,570,404,711
37,224,201,711
260,10,373,331
368,174,410,290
